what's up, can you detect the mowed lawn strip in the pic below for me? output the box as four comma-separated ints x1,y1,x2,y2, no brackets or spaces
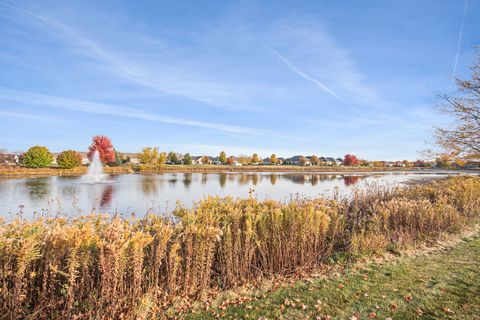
184,234,480,320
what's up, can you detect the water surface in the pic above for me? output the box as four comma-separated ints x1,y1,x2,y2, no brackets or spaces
0,171,473,218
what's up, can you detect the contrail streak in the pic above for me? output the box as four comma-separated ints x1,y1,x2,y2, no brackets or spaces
263,45,343,101
453,0,469,77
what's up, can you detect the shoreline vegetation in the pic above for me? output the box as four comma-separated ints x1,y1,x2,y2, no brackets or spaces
1,176,479,319
185,228,480,319
0,164,474,177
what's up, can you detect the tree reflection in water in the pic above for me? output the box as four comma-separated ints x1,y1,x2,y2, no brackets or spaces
183,173,192,189
251,174,259,186
100,185,114,208
141,175,159,195
201,173,208,184
168,173,178,186
219,173,227,188
25,178,50,201
269,174,277,185
343,175,362,186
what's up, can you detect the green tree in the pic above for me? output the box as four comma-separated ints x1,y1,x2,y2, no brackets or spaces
251,153,260,164
219,151,227,165
183,153,192,165
109,150,123,167
168,151,179,164
270,153,277,165
57,150,82,169
21,146,53,168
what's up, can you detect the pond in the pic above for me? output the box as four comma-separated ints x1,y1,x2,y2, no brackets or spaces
0,171,475,219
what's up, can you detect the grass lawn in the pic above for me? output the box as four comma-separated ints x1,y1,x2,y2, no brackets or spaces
184,233,480,319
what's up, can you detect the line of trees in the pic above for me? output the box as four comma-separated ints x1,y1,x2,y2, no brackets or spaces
15,136,122,169
7,136,453,170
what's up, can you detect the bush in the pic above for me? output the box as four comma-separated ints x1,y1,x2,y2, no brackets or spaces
57,150,82,169
21,146,53,168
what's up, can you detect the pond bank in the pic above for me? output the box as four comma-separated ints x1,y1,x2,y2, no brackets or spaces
1,164,471,177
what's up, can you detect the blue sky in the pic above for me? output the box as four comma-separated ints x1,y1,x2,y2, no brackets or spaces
0,0,478,160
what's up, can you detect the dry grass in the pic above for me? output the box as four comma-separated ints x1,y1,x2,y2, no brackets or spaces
0,166,133,176
136,164,425,173
0,177,479,319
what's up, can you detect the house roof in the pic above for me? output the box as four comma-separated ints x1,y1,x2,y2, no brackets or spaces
289,155,305,161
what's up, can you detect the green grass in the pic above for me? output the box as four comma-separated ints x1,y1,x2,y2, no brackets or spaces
184,234,480,319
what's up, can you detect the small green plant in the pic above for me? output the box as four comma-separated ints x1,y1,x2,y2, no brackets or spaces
57,150,82,169
21,146,53,168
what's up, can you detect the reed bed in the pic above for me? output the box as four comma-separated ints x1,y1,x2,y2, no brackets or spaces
1,177,479,319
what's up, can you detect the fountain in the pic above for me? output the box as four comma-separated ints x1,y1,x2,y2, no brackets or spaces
83,150,107,183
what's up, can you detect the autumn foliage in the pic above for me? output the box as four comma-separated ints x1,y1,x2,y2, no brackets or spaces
87,135,115,164
343,154,359,166
57,150,82,169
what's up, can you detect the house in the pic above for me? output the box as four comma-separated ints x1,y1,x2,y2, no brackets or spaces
276,157,285,165
263,157,272,165
192,156,213,165
289,155,310,166
0,150,19,166
325,157,336,166
123,153,140,164
212,156,223,165
335,158,344,166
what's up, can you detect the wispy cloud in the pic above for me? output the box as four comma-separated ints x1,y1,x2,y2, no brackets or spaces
453,0,469,77
0,88,282,137
263,44,343,101
263,20,383,109
0,2,254,109
0,110,59,122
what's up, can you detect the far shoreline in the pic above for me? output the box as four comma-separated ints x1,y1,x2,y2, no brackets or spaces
0,164,477,178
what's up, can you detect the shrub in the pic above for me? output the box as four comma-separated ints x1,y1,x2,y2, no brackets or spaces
21,146,53,168
56,150,82,169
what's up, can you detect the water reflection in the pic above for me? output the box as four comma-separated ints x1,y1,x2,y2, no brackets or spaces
252,174,259,186
100,185,114,208
343,176,361,186
269,174,277,185
25,178,50,200
311,175,319,186
201,173,208,184
219,173,227,188
0,171,461,219
168,173,178,186
183,173,192,189
141,175,159,195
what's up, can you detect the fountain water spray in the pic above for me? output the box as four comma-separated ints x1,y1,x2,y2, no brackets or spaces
84,150,107,183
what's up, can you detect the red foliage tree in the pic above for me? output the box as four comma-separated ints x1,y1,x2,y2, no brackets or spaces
343,154,359,166
87,135,115,164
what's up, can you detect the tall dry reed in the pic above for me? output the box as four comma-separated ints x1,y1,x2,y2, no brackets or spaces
0,176,479,319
